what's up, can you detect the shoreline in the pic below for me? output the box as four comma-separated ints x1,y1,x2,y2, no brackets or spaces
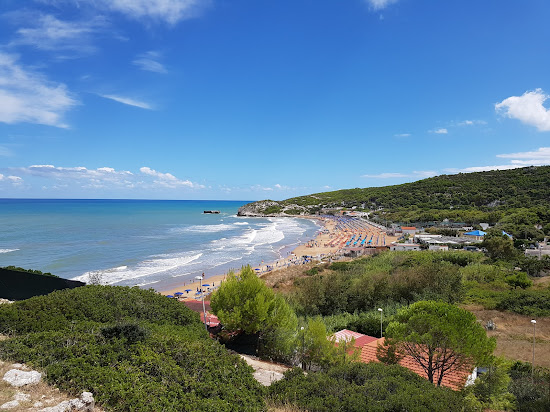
159,215,396,299
158,215,329,298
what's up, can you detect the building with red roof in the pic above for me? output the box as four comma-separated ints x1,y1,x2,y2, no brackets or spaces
359,337,477,390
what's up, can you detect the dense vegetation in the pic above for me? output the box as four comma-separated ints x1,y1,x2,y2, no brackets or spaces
279,166,550,212
1,265,58,277
0,286,264,411
268,363,466,411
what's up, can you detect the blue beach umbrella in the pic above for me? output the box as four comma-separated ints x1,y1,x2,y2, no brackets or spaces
166,295,174,298
185,289,192,293
202,284,210,287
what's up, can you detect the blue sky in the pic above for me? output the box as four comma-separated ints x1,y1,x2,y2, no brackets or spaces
0,0,549,200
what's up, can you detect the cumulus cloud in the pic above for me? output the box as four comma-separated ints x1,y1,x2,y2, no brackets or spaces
99,94,153,110
10,14,108,55
0,52,78,128
394,133,410,137
133,51,167,74
496,89,550,132
432,128,448,134
139,166,202,188
365,0,399,10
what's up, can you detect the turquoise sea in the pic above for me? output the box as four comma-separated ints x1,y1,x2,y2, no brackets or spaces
0,199,319,291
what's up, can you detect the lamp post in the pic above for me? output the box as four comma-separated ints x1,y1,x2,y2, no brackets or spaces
531,319,537,380
195,275,207,330
378,308,383,338
300,326,305,370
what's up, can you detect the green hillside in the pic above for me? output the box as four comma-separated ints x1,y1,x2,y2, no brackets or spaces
239,166,550,243
282,166,550,211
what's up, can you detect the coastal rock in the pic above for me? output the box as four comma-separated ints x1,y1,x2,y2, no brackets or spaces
0,400,19,409
2,369,42,387
14,392,31,402
38,392,94,412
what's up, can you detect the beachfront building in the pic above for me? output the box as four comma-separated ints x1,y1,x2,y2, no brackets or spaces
463,230,486,241
401,227,418,236
359,338,477,390
428,244,449,251
389,243,421,251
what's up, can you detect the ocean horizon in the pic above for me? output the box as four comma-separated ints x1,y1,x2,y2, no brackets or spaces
0,198,319,291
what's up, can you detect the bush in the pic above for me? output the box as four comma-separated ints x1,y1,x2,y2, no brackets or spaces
0,286,265,411
267,363,466,411
496,290,550,317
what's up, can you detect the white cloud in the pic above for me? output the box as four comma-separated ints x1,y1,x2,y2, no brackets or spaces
361,172,408,179
496,147,550,166
106,0,208,24
133,51,167,74
432,128,448,134
0,52,78,128
495,89,550,132
21,164,133,181
445,165,521,173
139,166,202,188
362,170,437,179
0,174,23,185
394,133,410,137
456,120,487,126
99,94,153,110
12,164,204,191
412,170,438,178
11,14,108,55
365,0,399,11
445,147,550,174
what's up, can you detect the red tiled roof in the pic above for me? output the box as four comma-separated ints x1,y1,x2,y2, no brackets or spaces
360,338,472,391
401,227,417,230
200,312,220,327
332,330,379,348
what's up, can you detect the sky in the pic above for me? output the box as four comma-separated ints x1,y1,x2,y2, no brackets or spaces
0,0,550,200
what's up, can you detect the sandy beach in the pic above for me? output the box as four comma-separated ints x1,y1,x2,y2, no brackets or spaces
160,215,397,299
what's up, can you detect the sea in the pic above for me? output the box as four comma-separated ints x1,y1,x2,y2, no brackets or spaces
0,199,320,291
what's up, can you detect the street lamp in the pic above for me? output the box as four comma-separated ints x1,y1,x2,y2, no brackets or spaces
378,308,383,338
531,319,537,380
195,275,207,330
300,326,305,370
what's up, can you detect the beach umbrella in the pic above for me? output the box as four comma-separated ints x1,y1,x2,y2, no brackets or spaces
166,295,174,298
185,289,192,293
202,284,210,287
174,292,184,296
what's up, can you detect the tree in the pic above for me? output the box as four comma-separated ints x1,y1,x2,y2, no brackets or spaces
385,301,496,387
210,265,297,335
483,230,517,261
298,317,337,371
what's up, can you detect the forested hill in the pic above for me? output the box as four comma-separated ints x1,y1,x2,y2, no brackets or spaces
238,166,550,219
